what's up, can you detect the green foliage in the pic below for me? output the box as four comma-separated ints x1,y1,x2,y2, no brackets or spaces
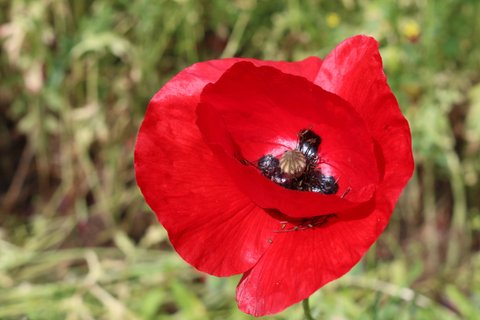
1,0,480,319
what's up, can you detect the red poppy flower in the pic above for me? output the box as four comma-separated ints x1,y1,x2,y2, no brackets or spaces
134,35,414,316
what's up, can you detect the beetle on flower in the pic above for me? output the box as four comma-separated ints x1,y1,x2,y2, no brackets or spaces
134,35,414,316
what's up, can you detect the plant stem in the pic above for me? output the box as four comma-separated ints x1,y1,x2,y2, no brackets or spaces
302,297,314,320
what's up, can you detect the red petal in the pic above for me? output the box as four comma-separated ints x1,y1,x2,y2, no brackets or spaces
236,199,387,316
197,62,378,218
235,36,414,316
315,35,414,199
135,57,322,276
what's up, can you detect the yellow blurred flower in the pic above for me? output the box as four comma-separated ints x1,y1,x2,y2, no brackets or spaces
326,13,340,29
401,20,421,42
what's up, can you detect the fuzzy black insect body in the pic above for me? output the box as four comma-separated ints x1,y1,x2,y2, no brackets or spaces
319,175,339,194
297,129,322,163
257,154,286,184
308,172,339,194
257,154,279,177
250,129,340,196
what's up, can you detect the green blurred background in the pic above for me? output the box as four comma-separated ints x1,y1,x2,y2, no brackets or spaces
1,0,480,319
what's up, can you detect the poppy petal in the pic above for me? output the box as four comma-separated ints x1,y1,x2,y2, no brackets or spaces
136,93,278,276
196,62,378,218
135,57,322,276
315,35,414,196
236,36,414,316
236,199,386,316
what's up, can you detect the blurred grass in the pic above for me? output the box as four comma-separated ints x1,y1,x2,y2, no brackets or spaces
1,0,480,319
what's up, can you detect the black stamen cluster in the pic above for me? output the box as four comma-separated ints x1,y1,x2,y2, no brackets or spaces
257,154,286,185
257,129,338,194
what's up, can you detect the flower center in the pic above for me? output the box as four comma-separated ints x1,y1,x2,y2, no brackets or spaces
279,150,306,178
255,129,338,194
